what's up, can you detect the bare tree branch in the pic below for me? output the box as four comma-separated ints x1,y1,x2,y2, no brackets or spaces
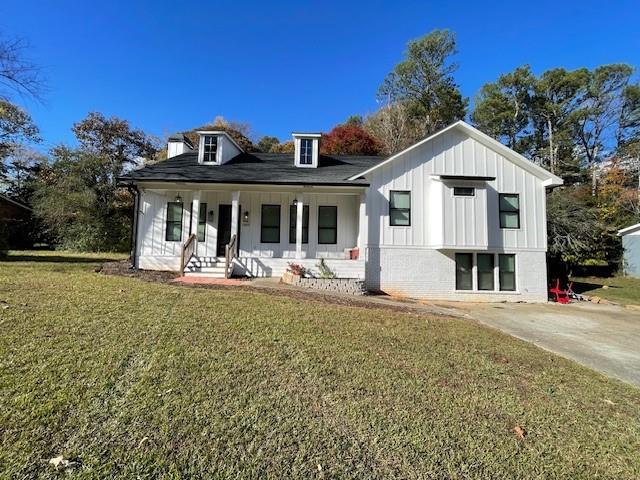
0,34,45,102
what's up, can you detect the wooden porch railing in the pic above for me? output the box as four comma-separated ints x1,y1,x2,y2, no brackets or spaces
179,234,197,276
224,234,237,279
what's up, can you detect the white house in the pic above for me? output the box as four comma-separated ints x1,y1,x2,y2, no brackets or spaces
120,121,563,302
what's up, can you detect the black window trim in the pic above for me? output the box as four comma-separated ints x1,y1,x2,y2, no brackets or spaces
318,205,337,245
197,202,207,242
389,190,411,227
476,253,495,291
165,201,183,242
289,204,309,244
260,204,281,244
499,193,520,229
455,252,473,291
453,186,476,197
499,253,517,292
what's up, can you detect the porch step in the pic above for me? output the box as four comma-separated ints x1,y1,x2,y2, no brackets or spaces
184,255,227,278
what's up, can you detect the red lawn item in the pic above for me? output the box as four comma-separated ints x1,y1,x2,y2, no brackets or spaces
549,278,570,304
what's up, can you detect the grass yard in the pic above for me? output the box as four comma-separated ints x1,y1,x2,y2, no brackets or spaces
571,275,640,305
1,252,639,479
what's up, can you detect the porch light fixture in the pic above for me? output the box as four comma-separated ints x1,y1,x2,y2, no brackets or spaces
242,210,250,224
208,210,215,221
292,199,298,206
175,194,183,203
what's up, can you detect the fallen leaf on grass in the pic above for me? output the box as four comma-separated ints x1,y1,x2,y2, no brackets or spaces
157,388,173,397
49,455,79,469
513,425,526,440
603,399,616,405
138,436,149,448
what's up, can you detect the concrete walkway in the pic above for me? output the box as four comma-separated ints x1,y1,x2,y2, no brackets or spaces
461,301,640,387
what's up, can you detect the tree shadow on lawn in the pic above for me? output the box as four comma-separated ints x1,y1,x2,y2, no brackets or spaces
1,254,115,264
571,280,622,295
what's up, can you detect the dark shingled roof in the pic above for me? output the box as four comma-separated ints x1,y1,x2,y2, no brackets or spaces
120,151,386,186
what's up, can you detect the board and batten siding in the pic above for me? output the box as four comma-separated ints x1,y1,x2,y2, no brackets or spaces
364,126,550,302
135,189,361,270
238,191,359,259
366,127,547,251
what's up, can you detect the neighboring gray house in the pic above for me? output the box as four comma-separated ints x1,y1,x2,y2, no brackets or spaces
120,121,563,302
618,223,640,277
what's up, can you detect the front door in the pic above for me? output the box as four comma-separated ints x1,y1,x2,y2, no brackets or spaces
216,204,241,256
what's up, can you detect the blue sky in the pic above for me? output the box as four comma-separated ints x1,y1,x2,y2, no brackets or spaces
1,0,639,152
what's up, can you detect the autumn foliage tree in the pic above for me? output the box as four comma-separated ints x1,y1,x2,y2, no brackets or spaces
321,124,384,156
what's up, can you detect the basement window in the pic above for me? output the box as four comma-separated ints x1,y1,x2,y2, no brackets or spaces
455,253,473,290
499,254,516,291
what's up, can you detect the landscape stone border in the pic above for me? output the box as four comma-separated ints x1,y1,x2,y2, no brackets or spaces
282,271,367,295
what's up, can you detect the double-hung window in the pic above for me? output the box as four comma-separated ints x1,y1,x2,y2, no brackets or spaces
261,205,281,243
455,253,473,290
299,138,313,165
165,202,183,242
499,254,516,291
499,193,520,229
197,203,207,242
477,253,494,291
318,206,337,244
289,205,309,244
203,135,217,163
389,191,411,226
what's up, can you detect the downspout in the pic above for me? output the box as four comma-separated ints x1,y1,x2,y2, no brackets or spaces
127,183,140,269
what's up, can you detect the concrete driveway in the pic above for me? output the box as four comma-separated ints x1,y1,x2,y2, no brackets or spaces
461,301,640,387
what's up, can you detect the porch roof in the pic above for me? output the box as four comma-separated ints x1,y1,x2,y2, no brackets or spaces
120,151,386,186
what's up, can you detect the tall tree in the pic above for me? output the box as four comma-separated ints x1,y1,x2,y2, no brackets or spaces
33,113,158,251
530,68,589,178
570,64,637,195
0,34,43,185
471,65,535,151
364,101,428,154
378,29,467,135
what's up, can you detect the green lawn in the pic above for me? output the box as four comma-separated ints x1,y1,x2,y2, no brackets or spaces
571,275,640,305
1,252,639,479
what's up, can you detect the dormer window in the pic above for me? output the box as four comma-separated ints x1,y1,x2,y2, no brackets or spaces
292,133,321,168
203,135,218,163
300,138,313,165
196,130,243,165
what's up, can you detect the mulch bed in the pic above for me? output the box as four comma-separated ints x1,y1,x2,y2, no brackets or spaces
97,260,435,316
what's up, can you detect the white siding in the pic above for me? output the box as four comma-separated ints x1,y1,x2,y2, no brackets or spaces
366,128,547,251
363,127,550,302
136,189,361,271
238,192,358,259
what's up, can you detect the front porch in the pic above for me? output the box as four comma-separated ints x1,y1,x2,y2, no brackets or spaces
133,184,367,279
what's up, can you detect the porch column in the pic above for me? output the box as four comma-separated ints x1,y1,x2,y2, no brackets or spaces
191,191,201,254
357,193,367,250
295,193,304,259
231,191,240,252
